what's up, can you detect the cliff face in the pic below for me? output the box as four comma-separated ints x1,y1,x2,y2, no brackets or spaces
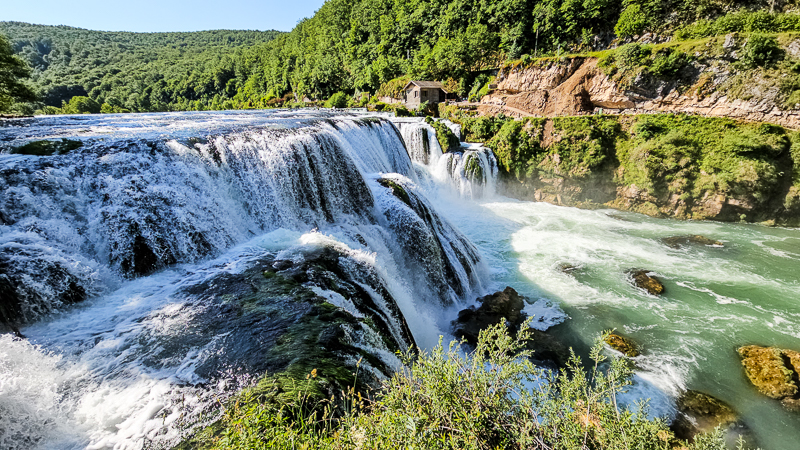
480,50,800,130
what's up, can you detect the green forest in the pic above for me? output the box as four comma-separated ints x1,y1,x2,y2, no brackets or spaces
0,22,280,113
3,0,800,113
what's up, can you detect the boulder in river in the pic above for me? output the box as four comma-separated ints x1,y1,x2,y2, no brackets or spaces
627,269,665,296
662,235,724,249
453,286,526,345
671,390,750,444
604,333,640,357
453,287,569,369
738,345,800,412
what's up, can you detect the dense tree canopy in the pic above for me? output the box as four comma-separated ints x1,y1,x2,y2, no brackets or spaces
0,33,36,112
0,22,281,112
2,0,794,112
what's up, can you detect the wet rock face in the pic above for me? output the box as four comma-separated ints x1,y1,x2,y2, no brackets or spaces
661,235,723,249
671,390,749,443
604,333,639,357
627,269,665,296
738,345,800,412
452,287,569,369
453,286,526,345
0,251,91,332
153,246,415,391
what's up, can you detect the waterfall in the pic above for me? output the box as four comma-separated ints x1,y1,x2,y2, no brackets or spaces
0,111,487,449
389,117,498,199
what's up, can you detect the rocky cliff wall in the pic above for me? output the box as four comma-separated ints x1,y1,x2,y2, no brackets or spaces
479,48,800,129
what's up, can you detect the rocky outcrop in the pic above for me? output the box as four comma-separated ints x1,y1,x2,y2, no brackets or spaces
453,287,526,344
661,235,724,249
627,269,665,296
738,345,800,412
671,390,749,443
480,56,800,129
453,287,569,369
604,333,640,357
173,245,415,389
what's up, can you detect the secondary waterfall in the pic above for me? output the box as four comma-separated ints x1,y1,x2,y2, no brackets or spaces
0,110,486,449
391,117,497,199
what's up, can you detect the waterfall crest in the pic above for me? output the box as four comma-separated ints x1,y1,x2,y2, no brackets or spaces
0,111,486,449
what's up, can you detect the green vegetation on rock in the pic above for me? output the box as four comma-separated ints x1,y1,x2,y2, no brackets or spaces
11,139,83,156
181,322,734,450
441,107,800,225
425,116,460,152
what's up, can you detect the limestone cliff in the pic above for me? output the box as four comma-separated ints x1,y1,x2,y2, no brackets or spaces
479,35,800,130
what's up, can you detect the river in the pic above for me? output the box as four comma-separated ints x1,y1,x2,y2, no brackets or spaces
1,110,798,449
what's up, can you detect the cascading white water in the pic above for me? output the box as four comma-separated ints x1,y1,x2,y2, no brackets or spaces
390,117,498,199
431,143,498,199
0,110,487,449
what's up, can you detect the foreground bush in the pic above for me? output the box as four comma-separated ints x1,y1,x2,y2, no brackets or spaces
184,321,741,450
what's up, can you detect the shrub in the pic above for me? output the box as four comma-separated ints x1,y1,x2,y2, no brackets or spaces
615,4,647,38
62,96,101,114
190,322,733,450
650,48,691,79
325,91,350,108
425,116,461,152
740,34,783,68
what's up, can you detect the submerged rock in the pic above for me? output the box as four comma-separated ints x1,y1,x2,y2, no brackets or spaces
627,269,665,296
662,235,724,249
738,345,800,411
671,390,749,443
453,286,569,369
558,262,580,275
604,333,640,357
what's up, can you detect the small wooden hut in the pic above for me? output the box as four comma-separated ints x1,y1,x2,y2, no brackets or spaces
403,81,448,109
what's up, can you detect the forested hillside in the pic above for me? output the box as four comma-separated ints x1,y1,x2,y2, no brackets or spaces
0,22,281,112
5,0,800,113
219,0,800,102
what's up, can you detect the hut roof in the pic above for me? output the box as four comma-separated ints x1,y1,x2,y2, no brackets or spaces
403,80,448,93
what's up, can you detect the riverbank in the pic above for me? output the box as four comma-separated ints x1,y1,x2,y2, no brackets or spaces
439,107,800,226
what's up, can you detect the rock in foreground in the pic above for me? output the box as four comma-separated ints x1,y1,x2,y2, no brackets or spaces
671,390,749,444
453,287,569,369
738,345,800,412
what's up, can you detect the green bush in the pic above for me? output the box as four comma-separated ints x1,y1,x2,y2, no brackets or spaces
425,116,461,152
740,34,783,68
189,321,733,450
62,96,101,114
325,91,350,108
650,48,691,79
674,10,800,40
615,4,648,38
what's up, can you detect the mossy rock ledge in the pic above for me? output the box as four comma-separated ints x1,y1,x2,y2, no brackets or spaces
177,245,418,448
604,333,640,357
627,269,665,296
738,345,800,412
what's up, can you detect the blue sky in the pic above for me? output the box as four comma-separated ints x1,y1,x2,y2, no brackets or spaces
2,0,326,32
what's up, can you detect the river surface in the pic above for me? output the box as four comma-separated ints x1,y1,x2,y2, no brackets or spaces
1,110,799,449
427,189,800,450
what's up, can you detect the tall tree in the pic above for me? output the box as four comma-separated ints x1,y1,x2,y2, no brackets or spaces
0,33,36,112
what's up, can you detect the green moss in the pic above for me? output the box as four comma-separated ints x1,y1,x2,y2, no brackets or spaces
425,116,460,152
377,178,412,207
11,139,83,156
464,154,484,183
